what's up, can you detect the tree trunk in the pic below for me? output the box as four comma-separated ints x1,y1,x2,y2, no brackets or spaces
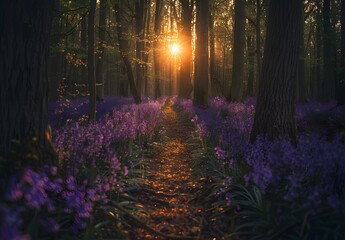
246,35,255,96
297,2,306,102
209,2,221,96
228,0,246,102
250,0,301,145
96,0,106,101
322,0,335,101
135,0,145,99
115,1,141,104
178,0,193,98
88,0,97,120
154,0,164,98
193,0,209,106
338,0,345,105
255,0,262,95
0,0,55,160
315,7,322,100
144,0,151,97
81,16,88,89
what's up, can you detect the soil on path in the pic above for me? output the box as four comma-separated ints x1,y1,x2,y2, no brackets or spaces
126,98,221,240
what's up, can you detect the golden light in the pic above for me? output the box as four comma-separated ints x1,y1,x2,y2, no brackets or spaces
170,43,180,55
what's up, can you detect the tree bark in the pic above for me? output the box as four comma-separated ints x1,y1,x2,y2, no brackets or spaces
250,0,301,144
96,0,107,101
247,35,255,96
0,0,55,158
322,0,335,101
154,0,164,98
144,0,151,97
115,1,141,104
297,2,306,102
135,0,145,99
228,0,246,102
338,0,345,105
178,0,193,98
88,0,97,120
255,0,261,95
193,0,209,106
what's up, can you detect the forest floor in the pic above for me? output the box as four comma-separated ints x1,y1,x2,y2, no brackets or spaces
123,98,224,240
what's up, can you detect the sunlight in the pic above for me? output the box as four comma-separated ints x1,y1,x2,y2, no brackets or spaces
170,43,180,56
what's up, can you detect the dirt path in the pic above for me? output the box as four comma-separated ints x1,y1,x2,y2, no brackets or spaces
126,98,217,240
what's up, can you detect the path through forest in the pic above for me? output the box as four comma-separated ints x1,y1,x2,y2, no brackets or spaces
125,98,222,240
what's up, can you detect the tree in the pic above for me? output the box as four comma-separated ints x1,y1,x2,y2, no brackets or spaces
88,0,97,120
322,0,335,101
96,0,107,101
250,0,302,144
178,0,193,98
338,0,345,105
0,0,56,161
193,0,209,106
114,1,141,104
135,0,146,99
228,0,246,102
154,0,164,98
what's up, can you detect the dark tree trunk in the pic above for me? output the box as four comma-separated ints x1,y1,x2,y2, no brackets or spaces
338,0,345,105
96,0,107,101
115,1,141,104
250,0,301,145
0,0,55,159
228,0,246,102
297,3,306,102
246,35,255,96
154,0,164,98
135,0,145,99
322,0,335,101
88,0,97,120
81,16,88,89
144,0,151,97
255,0,262,94
315,8,322,100
209,2,221,96
178,0,193,98
193,0,209,106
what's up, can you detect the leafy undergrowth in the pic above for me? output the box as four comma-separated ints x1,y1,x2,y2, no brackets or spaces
1,96,345,240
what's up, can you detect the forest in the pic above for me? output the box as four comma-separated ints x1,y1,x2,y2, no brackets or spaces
1,0,345,239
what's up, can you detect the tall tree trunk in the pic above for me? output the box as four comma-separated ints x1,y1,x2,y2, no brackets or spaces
154,0,164,98
338,0,345,105
315,8,322,100
322,0,335,101
209,2,221,96
250,0,301,144
88,0,97,120
193,0,209,106
255,0,262,94
228,0,246,102
0,0,55,161
178,0,193,98
81,16,88,90
96,0,107,101
297,2,306,102
115,1,141,104
135,0,145,99
247,35,255,96
144,0,151,97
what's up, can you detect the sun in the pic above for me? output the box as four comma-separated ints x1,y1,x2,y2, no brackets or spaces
170,43,180,55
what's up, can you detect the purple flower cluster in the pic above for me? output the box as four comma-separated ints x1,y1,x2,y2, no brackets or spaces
54,100,163,175
2,97,165,238
175,97,345,211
